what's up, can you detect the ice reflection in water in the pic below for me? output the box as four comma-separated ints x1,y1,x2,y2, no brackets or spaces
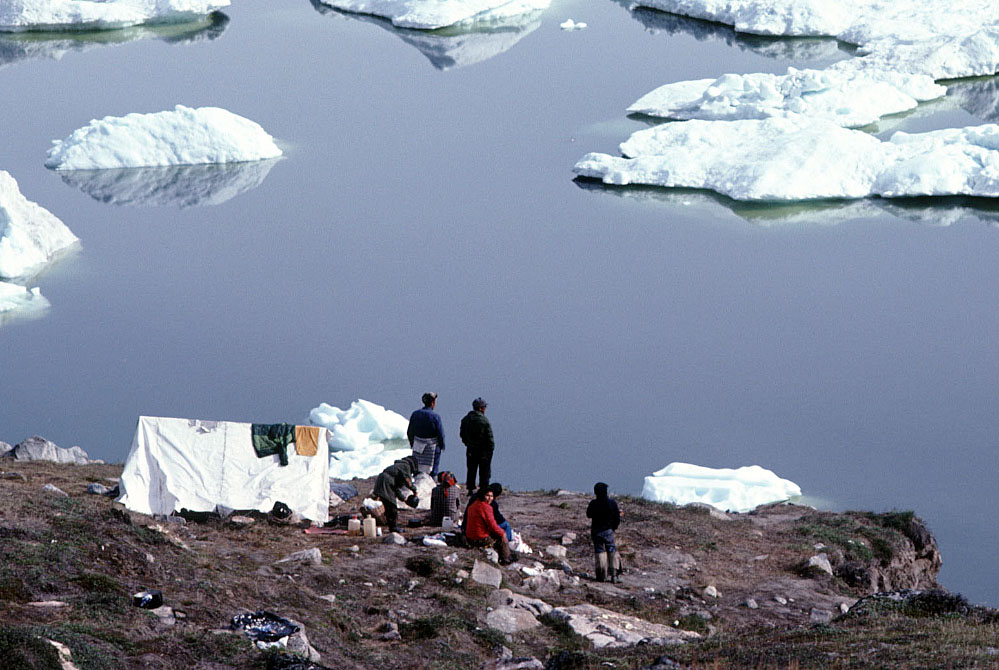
310,0,542,70
0,12,229,70
574,179,999,228
56,159,280,209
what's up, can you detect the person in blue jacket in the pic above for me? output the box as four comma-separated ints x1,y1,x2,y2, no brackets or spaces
408,392,445,476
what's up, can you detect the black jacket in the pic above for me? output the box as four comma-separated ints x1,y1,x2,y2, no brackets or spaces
460,410,494,451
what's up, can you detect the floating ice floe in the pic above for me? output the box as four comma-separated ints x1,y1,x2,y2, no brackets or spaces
559,19,585,31
575,117,999,201
0,13,228,71
0,171,78,280
310,399,412,480
57,160,279,208
0,281,49,317
316,0,551,30
628,64,945,128
45,105,283,171
313,1,543,70
641,462,801,513
0,0,230,32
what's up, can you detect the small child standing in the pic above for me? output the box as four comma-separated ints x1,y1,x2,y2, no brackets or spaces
586,482,621,583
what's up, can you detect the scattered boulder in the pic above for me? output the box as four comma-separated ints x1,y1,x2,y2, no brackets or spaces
383,532,406,546
523,569,561,595
561,532,576,545
684,502,731,521
487,589,552,617
86,483,110,495
46,639,81,670
286,619,322,662
379,621,401,641
549,604,700,648
42,483,68,497
644,655,686,670
228,515,255,528
11,436,93,464
703,585,720,599
276,548,322,566
485,606,540,634
150,605,176,626
801,553,834,577
743,598,758,609
471,559,503,588
0,472,26,481
544,545,567,558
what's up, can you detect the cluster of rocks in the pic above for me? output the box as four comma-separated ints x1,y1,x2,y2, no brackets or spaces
0,435,100,465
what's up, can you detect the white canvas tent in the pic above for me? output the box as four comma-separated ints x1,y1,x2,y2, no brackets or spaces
117,416,330,523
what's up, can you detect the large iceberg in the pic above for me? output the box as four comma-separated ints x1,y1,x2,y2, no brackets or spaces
0,0,229,32
641,462,801,513
309,399,412,480
315,0,550,30
0,171,78,280
45,105,283,171
575,118,999,201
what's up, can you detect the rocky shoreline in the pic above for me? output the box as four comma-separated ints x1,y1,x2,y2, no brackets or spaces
0,438,995,669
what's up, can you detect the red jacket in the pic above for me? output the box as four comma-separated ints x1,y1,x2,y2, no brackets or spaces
465,499,504,541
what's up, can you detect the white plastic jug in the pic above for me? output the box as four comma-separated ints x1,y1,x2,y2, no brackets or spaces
362,517,377,538
442,516,455,531
347,518,361,534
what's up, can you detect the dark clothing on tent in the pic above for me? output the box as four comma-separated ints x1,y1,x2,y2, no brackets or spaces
251,423,295,466
373,456,418,530
460,410,494,490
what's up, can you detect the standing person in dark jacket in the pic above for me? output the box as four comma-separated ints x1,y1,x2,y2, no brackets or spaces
460,397,494,493
586,482,621,583
408,392,445,476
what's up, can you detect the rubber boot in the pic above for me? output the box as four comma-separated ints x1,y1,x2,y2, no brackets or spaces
613,551,624,576
607,550,618,583
595,552,607,582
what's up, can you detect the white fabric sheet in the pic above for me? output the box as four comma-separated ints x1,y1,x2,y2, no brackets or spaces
117,416,330,523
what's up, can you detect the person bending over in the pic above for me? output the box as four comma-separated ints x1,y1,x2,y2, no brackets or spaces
372,455,420,533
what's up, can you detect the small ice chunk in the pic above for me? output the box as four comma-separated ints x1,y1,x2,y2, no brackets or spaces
641,462,801,513
317,0,551,30
0,171,78,280
574,117,999,201
45,105,282,171
0,282,49,316
0,0,230,32
560,19,586,31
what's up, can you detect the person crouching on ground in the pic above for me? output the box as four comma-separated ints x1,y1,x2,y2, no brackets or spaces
373,455,420,533
464,486,512,564
426,471,461,527
587,481,621,583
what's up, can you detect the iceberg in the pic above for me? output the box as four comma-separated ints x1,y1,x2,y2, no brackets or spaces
574,117,999,201
313,1,542,70
45,105,283,171
56,160,279,208
641,462,801,513
0,0,229,32
0,13,228,70
315,0,550,31
0,171,78,280
309,399,412,480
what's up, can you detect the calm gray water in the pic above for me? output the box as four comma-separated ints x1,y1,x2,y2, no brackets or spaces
2,0,998,605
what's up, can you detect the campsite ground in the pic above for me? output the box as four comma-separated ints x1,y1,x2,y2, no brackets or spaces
1,461,998,669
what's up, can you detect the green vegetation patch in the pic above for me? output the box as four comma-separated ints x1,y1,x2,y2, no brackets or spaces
0,626,62,670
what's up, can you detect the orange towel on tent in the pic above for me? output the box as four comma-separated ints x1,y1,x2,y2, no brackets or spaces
294,425,320,457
